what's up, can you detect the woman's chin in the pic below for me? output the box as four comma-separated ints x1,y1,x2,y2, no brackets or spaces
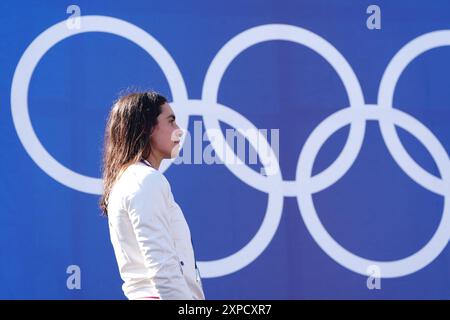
169,145,181,158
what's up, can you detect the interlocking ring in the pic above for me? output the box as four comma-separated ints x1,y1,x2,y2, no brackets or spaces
11,16,450,278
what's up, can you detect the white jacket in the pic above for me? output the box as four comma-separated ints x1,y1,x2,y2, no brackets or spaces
107,161,205,300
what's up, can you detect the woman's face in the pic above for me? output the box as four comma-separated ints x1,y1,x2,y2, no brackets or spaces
150,103,182,159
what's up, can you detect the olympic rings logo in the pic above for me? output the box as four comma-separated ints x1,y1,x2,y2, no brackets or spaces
11,16,450,279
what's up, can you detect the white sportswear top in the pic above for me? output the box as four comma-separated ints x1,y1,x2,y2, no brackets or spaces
107,160,205,300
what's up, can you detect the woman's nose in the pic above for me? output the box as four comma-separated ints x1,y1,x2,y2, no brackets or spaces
172,128,184,140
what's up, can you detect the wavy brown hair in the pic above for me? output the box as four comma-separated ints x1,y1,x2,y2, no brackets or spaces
100,91,167,216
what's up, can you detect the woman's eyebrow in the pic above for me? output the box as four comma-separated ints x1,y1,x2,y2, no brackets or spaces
166,114,176,120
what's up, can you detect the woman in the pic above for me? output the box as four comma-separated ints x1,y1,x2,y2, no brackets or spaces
100,91,205,300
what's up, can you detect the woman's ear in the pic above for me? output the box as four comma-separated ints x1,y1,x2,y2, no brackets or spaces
149,126,155,138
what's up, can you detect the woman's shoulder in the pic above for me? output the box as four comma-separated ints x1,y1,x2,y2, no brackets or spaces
119,162,169,194
108,162,173,214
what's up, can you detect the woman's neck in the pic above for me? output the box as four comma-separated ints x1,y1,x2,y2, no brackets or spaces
145,153,162,170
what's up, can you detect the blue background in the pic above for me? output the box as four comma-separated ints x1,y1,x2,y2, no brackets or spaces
1,0,450,299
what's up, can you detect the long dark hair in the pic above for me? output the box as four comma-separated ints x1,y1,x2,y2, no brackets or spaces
100,91,167,216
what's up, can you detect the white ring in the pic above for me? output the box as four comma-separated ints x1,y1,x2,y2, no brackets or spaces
11,16,188,194
188,100,284,277
378,30,450,195
296,105,450,278
202,24,366,194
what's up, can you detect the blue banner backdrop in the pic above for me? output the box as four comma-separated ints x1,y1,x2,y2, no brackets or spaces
1,0,450,299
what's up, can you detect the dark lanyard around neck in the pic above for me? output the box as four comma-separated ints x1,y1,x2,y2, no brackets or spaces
141,159,153,168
